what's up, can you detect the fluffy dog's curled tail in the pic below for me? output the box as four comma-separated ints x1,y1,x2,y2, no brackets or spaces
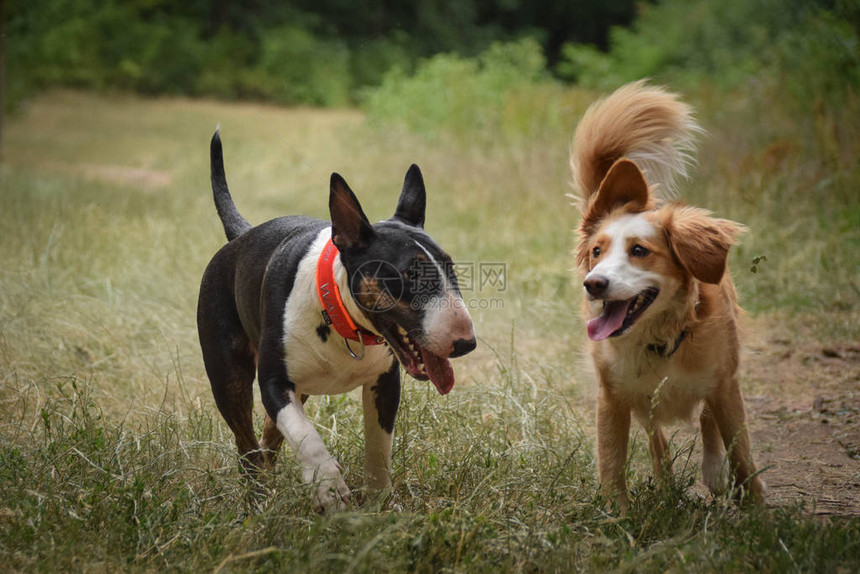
570,81,701,207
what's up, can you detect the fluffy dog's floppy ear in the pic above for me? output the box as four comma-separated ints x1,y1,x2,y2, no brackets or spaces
577,158,650,267
393,164,426,228
330,173,374,251
664,206,745,284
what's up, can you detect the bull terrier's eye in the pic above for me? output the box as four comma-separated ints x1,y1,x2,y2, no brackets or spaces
405,260,443,295
592,246,601,258
630,244,649,258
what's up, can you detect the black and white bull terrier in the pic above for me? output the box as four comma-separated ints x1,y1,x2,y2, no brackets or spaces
197,131,477,513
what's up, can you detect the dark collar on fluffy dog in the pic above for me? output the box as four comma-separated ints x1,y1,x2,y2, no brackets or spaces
647,328,689,358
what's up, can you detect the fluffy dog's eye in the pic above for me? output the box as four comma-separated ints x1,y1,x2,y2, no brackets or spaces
592,246,601,258
630,244,649,258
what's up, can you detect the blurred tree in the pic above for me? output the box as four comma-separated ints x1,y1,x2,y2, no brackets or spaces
477,0,639,64
3,0,639,107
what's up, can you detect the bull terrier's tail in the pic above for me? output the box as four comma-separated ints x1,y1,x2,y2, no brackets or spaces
211,128,252,241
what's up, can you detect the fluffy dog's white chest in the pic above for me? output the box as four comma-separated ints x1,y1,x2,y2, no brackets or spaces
601,343,716,421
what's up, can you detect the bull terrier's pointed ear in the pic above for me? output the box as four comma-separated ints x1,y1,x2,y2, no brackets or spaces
330,173,374,251
393,164,426,228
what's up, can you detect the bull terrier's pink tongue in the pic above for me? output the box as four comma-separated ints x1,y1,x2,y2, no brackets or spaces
587,300,630,341
424,352,455,395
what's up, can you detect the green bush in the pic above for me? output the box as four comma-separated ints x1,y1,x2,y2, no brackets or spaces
555,0,860,106
364,37,561,142
349,34,414,90
4,1,382,108
254,26,352,106
772,8,860,109
120,16,206,95
194,30,258,100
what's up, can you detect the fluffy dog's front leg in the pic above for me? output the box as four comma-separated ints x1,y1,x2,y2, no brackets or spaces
700,402,729,494
276,390,351,513
647,424,672,480
597,385,631,514
707,381,765,505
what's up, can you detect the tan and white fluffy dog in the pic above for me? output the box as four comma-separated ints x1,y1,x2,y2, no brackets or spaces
571,81,764,513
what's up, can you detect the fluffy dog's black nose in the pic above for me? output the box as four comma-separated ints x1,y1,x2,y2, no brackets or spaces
584,275,609,297
450,337,477,358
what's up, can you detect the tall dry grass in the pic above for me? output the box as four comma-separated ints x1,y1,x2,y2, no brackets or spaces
0,89,858,571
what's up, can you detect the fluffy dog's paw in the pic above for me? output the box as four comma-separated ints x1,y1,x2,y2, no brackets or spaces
702,454,729,494
303,460,351,514
745,476,767,505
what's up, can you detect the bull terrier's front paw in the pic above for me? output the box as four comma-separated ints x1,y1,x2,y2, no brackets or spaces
303,460,351,514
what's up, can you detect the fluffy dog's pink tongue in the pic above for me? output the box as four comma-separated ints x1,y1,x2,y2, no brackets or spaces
587,300,630,341
423,351,455,395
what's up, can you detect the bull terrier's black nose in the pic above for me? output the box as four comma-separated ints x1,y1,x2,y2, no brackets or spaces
450,337,477,358
584,275,609,297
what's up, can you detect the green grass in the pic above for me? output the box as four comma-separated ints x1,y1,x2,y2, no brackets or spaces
1,90,858,572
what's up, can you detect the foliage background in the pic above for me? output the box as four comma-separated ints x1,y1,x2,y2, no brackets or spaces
5,0,637,108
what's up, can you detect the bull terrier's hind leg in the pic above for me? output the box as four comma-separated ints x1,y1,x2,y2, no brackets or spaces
198,302,262,472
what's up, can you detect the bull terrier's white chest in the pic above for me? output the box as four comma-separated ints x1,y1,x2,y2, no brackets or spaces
284,332,394,395
281,230,395,396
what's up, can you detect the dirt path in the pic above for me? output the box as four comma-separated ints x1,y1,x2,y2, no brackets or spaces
743,329,860,516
